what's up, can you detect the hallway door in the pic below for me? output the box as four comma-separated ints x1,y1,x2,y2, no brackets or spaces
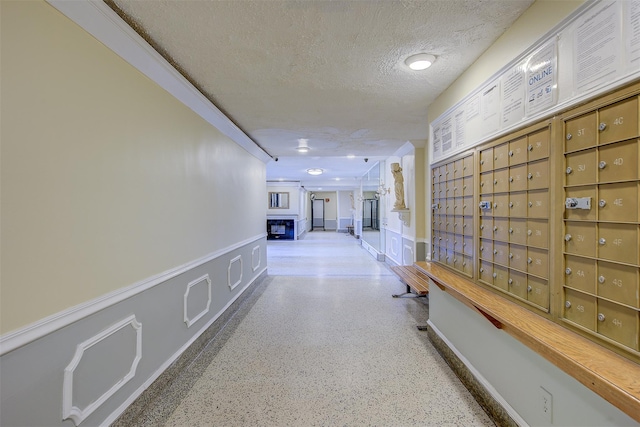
312,199,325,230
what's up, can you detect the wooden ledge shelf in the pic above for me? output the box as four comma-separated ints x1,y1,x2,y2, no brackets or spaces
415,261,640,423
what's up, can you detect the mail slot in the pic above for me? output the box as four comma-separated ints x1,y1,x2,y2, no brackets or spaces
446,162,456,180
453,178,464,197
453,198,464,217
493,241,509,266
461,254,473,277
479,238,493,261
509,269,528,299
493,168,509,193
479,260,494,285
493,193,509,217
598,97,639,145
528,276,549,309
462,215,473,236
565,185,596,221
597,260,639,307
446,217,456,234
463,176,474,196
453,234,463,254
509,218,527,245
494,217,510,242
479,171,493,194
598,223,639,265
598,139,639,183
509,164,528,192
527,189,549,219
509,243,527,271
527,219,549,248
460,196,473,216
564,221,597,257
494,143,509,170
509,191,527,217
565,112,596,152
493,264,509,291
564,288,596,331
528,127,550,161
597,298,639,350
598,182,639,222
463,155,474,177
527,247,549,279
509,136,528,165
479,147,494,172
462,234,474,256
527,158,549,190
565,255,596,293
566,148,596,186
479,216,493,239
453,159,464,180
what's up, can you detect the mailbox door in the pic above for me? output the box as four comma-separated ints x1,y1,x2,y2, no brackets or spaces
509,164,528,192
598,97,639,145
564,221,597,257
509,270,528,299
527,159,549,190
598,182,639,222
564,289,596,331
509,136,528,165
527,219,549,249
598,223,639,265
528,189,549,219
528,127,550,161
565,112,596,152
566,148,597,186
597,299,639,350
598,139,639,183
565,185,597,221
565,255,596,293
597,260,640,308
509,218,527,245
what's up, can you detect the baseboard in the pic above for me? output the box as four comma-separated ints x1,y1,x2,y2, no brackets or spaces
427,321,527,427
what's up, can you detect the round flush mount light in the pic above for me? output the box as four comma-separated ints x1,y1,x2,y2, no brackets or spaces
405,53,436,70
307,168,323,176
296,138,310,153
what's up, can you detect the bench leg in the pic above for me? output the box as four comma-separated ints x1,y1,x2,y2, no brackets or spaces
392,284,427,298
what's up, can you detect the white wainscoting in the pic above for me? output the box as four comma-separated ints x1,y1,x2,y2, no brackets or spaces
227,255,243,290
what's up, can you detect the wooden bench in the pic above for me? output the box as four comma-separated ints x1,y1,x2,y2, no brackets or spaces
390,265,429,298
415,261,640,424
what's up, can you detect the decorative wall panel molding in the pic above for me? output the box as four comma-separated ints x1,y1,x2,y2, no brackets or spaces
390,236,399,257
183,275,212,328
62,315,142,425
251,245,261,272
228,255,243,290
403,244,414,264
0,234,266,355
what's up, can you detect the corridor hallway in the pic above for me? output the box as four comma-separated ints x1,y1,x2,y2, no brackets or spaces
129,231,494,426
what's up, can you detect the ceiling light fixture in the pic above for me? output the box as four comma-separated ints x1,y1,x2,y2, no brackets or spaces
307,168,323,176
296,138,309,153
405,53,436,71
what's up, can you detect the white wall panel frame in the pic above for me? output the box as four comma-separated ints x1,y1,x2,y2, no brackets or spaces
183,275,212,328
62,315,142,426
227,255,243,290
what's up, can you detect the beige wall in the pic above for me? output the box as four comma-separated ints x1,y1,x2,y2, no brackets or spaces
267,184,300,215
428,0,585,121
1,1,266,333
313,192,337,220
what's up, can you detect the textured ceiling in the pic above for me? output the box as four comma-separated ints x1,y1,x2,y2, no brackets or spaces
107,0,534,189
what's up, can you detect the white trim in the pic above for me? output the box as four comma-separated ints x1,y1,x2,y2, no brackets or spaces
251,245,261,272
427,320,529,427
0,233,266,355
63,315,142,426
46,0,271,164
393,141,416,158
100,267,266,427
183,275,212,328
227,255,243,290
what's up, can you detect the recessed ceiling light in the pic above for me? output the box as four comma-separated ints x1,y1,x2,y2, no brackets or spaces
297,138,310,153
405,53,436,70
307,168,323,176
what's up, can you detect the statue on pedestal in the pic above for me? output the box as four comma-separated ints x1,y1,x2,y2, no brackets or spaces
391,162,406,210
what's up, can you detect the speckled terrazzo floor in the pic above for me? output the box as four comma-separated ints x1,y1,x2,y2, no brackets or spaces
152,231,495,426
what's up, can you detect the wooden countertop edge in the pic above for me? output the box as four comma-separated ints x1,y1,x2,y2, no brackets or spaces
414,261,640,423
